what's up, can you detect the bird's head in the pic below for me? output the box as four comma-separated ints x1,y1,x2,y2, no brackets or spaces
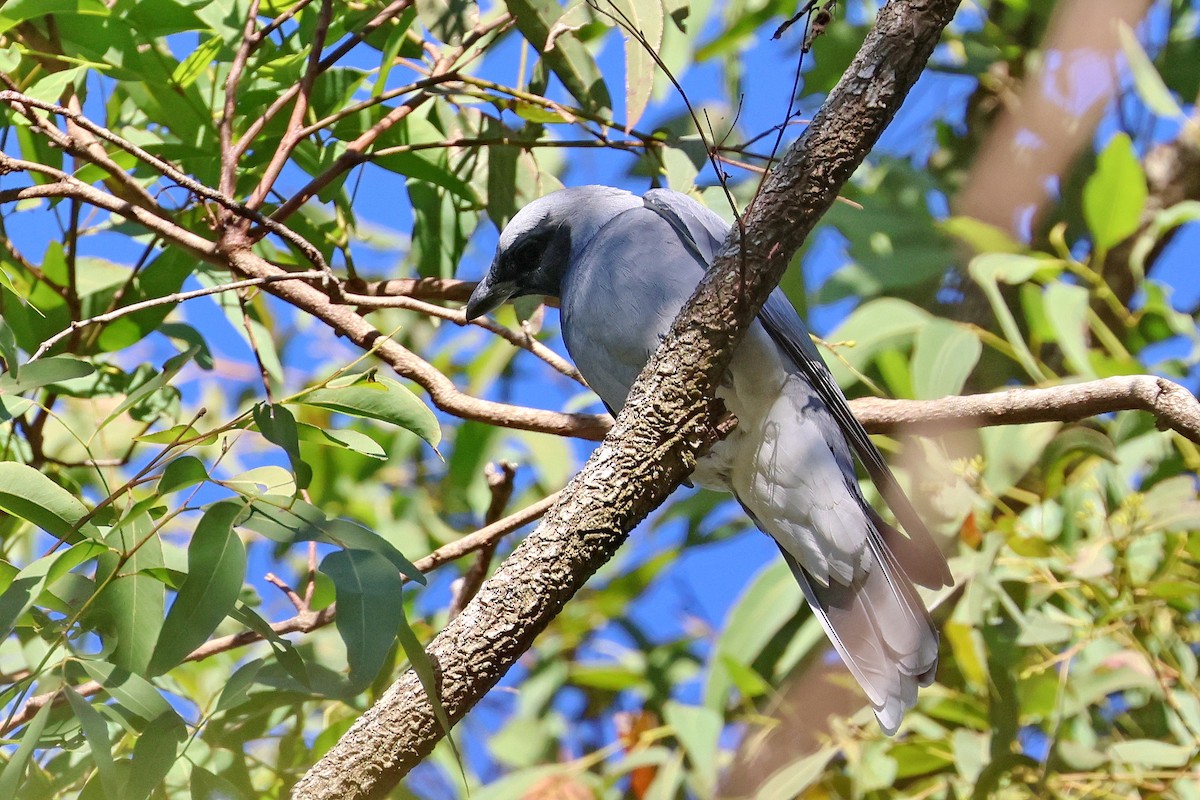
464,186,641,320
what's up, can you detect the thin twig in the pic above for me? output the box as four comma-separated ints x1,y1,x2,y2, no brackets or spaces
29,271,328,360
265,572,307,611
341,292,584,384
252,0,319,45
449,461,518,617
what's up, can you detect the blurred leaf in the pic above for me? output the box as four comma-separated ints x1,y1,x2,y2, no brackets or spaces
1083,133,1147,253
1043,282,1095,377
0,696,51,797
663,702,721,797
1108,739,1193,768
1117,22,1184,119
911,319,982,399
0,356,94,393
941,216,1024,255
190,766,247,800
171,34,222,88
64,686,120,798
822,298,930,388
704,560,799,709
756,746,837,800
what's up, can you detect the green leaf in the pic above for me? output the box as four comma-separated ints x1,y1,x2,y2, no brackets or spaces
0,695,52,797
215,658,264,712
0,319,17,375
190,766,247,800
292,374,440,449
295,422,387,459
1043,282,1095,377
172,34,222,88
609,0,664,130
757,746,838,800
1108,739,1194,768
124,711,187,800
91,519,166,673
319,549,406,690
394,582,461,770
228,602,310,688
148,501,247,674
663,702,722,796
64,685,121,799
253,403,313,489
136,423,216,446
0,356,94,393
1083,133,1147,252
1117,23,1184,119
911,320,982,399
78,660,172,722
0,461,102,542
99,346,200,432
159,455,210,494
0,539,107,639
509,0,612,112
241,502,425,585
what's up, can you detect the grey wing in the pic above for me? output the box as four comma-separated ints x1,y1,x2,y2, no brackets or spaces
642,189,731,263
757,296,952,589
645,187,951,589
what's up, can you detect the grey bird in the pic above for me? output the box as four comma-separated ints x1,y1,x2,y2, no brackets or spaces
464,186,952,733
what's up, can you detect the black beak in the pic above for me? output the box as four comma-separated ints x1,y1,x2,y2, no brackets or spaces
464,273,516,321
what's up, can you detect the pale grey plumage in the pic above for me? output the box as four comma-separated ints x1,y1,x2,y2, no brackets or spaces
465,185,952,734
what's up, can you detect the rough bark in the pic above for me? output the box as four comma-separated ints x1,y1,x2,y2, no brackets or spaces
292,2,965,797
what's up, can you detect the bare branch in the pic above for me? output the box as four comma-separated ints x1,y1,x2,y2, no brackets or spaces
852,376,1200,443
265,572,307,612
342,277,478,304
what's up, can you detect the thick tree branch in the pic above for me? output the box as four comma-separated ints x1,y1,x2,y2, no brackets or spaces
853,375,1200,442
291,2,965,797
